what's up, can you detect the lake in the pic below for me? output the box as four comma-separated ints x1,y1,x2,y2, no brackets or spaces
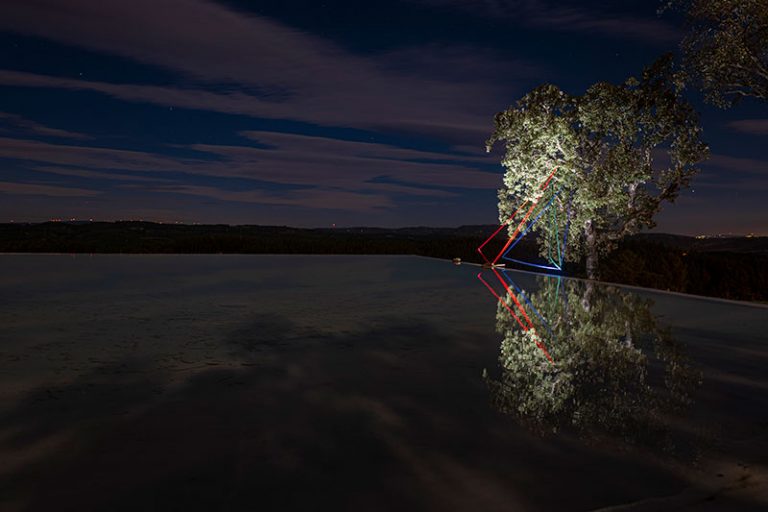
0,255,766,511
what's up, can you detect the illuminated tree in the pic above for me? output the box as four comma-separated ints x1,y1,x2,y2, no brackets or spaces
486,56,708,279
663,0,768,107
483,276,700,446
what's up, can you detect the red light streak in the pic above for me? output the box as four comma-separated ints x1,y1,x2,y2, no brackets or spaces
477,200,530,265
476,167,559,265
478,272,528,331
492,199,543,264
477,269,554,364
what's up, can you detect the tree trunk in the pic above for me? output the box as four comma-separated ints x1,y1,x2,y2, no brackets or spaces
581,280,595,312
584,219,598,280
624,320,633,347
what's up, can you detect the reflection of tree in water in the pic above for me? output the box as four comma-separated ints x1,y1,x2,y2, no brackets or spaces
483,275,701,448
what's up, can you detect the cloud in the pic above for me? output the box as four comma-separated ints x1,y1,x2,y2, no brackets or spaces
414,0,679,43
0,129,501,214
0,0,519,221
235,130,490,164
144,185,395,212
0,133,499,191
6,0,684,224
0,69,291,121
378,44,542,84
726,120,768,136
0,66,496,145
30,166,173,183
0,112,90,140
357,183,457,198
0,0,528,143
0,181,101,197
706,154,768,176
0,136,203,174
0,0,328,87
189,131,501,189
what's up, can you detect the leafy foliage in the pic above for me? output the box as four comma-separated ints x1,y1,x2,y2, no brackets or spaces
483,276,701,447
487,56,708,278
663,0,768,107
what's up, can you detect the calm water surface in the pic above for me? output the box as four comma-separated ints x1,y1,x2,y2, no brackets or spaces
0,255,766,511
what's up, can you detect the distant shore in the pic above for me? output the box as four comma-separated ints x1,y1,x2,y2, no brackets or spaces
1,222,766,303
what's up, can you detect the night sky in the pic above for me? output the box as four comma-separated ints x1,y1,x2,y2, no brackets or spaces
0,0,766,234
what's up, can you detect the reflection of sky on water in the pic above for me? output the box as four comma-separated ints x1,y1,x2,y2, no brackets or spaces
0,255,767,511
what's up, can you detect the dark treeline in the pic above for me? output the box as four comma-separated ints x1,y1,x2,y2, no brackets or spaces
1,222,766,303
0,222,510,261
600,239,768,303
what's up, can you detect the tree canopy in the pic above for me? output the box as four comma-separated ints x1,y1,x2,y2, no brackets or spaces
663,0,768,107
483,275,701,447
487,56,708,278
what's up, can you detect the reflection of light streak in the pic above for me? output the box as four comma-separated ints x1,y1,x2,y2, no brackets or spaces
476,167,558,266
502,272,554,340
477,269,554,364
478,272,527,330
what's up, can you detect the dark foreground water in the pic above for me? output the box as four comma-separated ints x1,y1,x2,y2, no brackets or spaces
0,255,766,511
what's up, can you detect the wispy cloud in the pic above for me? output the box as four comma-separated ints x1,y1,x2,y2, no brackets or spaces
707,154,768,176
0,0,696,225
189,131,500,190
414,0,679,43
143,185,395,212
0,133,499,191
0,181,101,197
0,130,500,212
30,166,173,183
0,136,202,174
0,0,532,143
727,120,768,136
0,112,90,140
0,0,522,221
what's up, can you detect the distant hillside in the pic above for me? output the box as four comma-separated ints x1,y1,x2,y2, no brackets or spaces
601,236,768,303
1,222,766,303
0,221,530,264
632,233,768,254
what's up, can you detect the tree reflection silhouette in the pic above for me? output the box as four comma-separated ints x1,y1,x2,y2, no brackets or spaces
483,273,701,448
